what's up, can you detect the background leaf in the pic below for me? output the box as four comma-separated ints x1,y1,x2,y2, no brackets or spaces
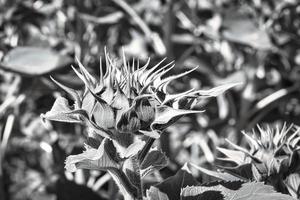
154,164,199,200
181,182,295,200
0,47,72,76
146,186,169,200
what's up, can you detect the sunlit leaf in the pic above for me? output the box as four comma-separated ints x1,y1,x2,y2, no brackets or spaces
66,139,120,172
190,163,244,182
181,181,295,200
0,47,72,76
41,96,86,123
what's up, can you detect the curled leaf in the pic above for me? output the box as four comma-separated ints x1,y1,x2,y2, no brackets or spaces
41,96,87,123
65,143,104,172
65,139,119,172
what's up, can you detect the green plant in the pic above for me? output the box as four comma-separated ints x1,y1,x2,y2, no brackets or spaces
196,123,300,199
41,50,236,200
146,163,294,200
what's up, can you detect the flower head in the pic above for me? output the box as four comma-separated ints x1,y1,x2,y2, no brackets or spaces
41,49,237,173
217,123,300,195
220,124,300,175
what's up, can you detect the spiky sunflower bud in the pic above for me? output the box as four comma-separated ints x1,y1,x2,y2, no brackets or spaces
217,123,300,196
41,49,237,175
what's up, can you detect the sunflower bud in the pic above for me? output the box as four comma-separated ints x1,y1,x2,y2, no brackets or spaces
218,123,300,196
41,49,237,181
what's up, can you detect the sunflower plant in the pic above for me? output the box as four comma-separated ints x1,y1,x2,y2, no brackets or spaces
195,123,300,199
41,49,238,200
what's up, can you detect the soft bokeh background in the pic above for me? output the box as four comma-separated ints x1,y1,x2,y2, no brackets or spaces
0,0,300,199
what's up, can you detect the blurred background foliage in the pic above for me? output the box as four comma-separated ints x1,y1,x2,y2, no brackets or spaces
0,0,300,199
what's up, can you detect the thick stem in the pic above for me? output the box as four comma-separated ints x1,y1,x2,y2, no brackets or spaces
163,0,175,60
131,156,143,200
108,169,137,200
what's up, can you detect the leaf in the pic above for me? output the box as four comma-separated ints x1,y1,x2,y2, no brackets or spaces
181,181,295,200
190,163,244,182
151,106,203,130
222,10,272,50
222,164,254,181
0,47,72,76
41,96,86,123
146,186,169,200
65,143,105,172
154,163,199,200
65,139,119,172
141,149,168,177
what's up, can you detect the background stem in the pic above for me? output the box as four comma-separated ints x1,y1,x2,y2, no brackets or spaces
131,156,143,200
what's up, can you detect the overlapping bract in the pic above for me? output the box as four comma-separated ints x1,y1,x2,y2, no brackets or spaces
41,50,237,173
